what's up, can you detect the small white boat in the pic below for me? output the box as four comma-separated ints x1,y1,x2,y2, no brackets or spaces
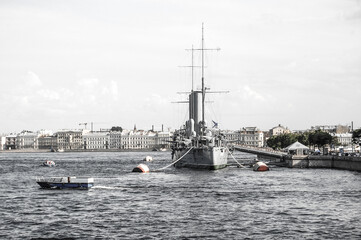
143,156,153,162
36,176,94,189
42,160,56,167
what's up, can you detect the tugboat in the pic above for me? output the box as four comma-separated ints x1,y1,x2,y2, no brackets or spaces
36,176,94,189
171,24,229,170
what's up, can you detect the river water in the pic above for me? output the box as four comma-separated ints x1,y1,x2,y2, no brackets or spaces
0,151,360,239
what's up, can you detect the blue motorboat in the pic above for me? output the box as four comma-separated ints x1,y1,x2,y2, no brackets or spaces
36,176,94,189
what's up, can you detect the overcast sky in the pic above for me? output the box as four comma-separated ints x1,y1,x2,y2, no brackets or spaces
1,0,360,133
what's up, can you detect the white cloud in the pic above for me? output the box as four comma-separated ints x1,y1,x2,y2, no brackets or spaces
243,85,266,102
24,71,42,87
109,81,119,101
77,78,99,88
37,89,60,101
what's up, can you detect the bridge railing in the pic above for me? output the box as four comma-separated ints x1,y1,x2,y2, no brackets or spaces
233,144,287,156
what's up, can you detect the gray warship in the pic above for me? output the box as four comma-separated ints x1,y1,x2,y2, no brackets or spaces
171,25,229,170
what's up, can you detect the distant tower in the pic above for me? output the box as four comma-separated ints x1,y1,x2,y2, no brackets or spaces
134,124,137,131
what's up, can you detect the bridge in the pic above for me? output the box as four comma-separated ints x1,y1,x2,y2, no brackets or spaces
232,144,287,161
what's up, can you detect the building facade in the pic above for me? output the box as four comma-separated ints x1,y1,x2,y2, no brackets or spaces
269,124,291,137
109,131,122,149
333,133,353,147
223,130,240,144
38,136,58,150
56,130,83,150
311,125,351,134
239,127,264,147
120,130,157,150
5,134,17,150
155,131,172,149
16,131,39,149
83,132,110,149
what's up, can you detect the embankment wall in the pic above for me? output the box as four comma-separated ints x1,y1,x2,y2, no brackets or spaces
285,155,361,171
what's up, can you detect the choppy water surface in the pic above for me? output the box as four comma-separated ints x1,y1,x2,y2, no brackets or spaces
0,151,360,239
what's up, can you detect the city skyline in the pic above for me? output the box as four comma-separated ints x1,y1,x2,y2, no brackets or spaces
1,0,360,133
0,122,355,136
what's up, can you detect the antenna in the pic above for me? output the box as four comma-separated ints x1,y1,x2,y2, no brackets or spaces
180,45,204,93
184,45,201,92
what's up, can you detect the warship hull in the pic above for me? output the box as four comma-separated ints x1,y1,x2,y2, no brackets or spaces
173,146,228,170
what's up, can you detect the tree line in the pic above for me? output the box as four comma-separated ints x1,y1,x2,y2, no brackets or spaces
266,130,354,150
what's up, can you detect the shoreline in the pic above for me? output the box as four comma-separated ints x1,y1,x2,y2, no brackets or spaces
0,149,169,153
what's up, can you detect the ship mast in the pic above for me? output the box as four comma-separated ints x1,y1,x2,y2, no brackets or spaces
201,24,222,136
201,23,205,136
191,45,195,92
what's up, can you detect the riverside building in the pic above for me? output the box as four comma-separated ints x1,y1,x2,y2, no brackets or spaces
38,135,58,150
120,130,157,150
56,130,83,150
109,131,122,149
83,132,110,150
332,133,353,151
239,127,264,147
223,130,240,143
5,134,17,150
223,128,264,147
269,124,291,136
311,125,351,134
155,131,172,149
16,131,39,149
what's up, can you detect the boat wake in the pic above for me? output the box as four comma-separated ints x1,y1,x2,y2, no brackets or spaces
92,185,125,190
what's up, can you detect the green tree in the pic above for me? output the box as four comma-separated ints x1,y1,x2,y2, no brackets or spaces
308,130,333,150
280,133,297,148
267,133,298,150
267,131,333,152
331,136,340,147
266,136,279,150
352,128,361,146
110,126,123,132
308,131,316,148
296,132,310,146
